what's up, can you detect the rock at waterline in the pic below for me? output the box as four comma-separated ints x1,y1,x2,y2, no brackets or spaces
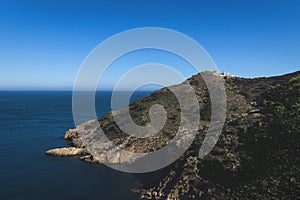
46,147,84,156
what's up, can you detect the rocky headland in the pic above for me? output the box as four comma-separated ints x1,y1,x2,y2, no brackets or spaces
46,70,300,199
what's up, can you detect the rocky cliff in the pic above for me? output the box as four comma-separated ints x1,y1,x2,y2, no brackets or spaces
47,70,300,199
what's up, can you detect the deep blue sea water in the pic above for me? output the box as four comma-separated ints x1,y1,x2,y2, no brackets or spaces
0,91,153,200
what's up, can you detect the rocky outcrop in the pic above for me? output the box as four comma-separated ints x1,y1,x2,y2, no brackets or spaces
64,128,84,148
46,147,85,156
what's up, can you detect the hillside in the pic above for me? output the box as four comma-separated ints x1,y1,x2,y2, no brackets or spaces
47,70,300,199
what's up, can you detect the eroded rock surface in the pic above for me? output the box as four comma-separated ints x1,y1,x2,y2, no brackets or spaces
46,147,85,156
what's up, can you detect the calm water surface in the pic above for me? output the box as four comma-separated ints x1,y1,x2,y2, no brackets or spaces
0,91,153,200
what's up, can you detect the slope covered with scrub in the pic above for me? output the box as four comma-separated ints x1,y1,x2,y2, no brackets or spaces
47,70,300,199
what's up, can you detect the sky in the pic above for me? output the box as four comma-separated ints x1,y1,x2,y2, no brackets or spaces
0,0,299,90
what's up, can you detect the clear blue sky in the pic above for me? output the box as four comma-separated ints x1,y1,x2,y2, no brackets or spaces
0,0,299,90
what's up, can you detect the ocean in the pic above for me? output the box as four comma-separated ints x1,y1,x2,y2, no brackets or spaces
0,91,153,200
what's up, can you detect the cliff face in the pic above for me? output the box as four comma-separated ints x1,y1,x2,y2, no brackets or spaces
47,70,300,199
